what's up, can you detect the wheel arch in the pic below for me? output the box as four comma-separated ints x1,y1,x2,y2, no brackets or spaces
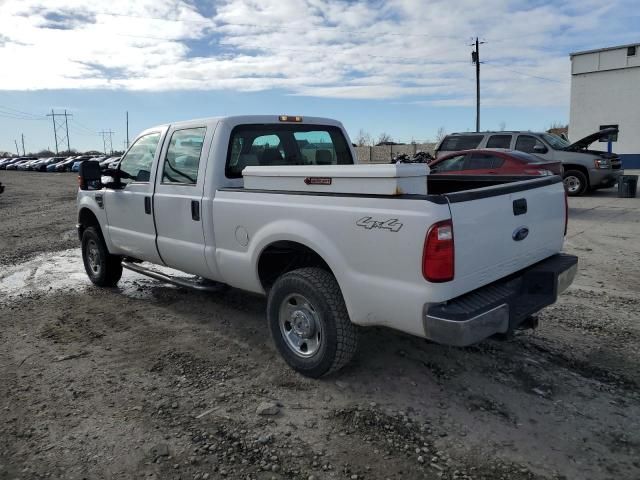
257,240,335,291
77,205,112,252
562,164,590,186
78,207,102,238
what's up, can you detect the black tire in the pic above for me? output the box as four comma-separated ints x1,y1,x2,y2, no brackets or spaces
267,267,358,378
81,226,122,287
563,170,588,196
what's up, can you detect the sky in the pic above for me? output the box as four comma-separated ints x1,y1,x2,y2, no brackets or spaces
0,0,638,154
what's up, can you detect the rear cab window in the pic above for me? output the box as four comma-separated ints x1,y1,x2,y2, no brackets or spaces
226,124,353,178
438,135,483,153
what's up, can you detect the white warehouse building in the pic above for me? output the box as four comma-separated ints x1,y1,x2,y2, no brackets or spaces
570,43,640,168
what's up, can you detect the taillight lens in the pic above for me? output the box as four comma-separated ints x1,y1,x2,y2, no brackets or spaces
564,188,568,236
423,220,454,282
523,168,552,176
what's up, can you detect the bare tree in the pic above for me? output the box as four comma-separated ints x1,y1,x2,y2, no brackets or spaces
547,121,568,131
435,127,447,143
377,132,393,145
354,129,373,147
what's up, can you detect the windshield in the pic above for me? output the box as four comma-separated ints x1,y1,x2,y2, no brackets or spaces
541,133,571,150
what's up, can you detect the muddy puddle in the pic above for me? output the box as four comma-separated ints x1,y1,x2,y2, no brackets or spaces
0,249,181,303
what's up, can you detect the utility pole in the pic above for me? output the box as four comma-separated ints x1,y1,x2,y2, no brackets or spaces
126,111,129,148
47,109,72,154
471,37,485,133
21,133,25,155
14,140,20,156
99,130,115,155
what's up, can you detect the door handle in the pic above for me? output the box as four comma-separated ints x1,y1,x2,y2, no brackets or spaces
191,200,200,221
144,196,151,215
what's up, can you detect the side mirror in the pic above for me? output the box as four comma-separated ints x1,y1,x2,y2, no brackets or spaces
78,161,102,190
533,144,548,154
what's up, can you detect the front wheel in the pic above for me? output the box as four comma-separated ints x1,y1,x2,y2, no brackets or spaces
81,226,122,287
267,267,358,378
563,170,588,196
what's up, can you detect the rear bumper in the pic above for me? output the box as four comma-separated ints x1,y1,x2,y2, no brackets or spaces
423,254,578,347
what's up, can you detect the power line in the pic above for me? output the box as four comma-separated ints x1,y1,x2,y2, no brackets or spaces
70,118,99,135
0,104,45,120
0,110,46,121
484,63,565,83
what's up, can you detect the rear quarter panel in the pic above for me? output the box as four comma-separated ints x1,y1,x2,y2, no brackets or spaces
212,191,451,336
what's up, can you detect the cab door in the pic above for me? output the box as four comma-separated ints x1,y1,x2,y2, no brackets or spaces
153,124,213,278
103,130,165,263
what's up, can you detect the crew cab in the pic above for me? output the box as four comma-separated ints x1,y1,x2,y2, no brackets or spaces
77,115,577,377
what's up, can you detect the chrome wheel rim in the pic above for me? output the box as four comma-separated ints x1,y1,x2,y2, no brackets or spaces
278,293,322,358
86,239,101,276
564,175,581,194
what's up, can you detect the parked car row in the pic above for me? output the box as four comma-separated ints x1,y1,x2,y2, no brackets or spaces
0,155,121,173
434,127,623,196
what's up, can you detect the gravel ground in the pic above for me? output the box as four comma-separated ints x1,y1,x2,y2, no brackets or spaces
1,170,639,480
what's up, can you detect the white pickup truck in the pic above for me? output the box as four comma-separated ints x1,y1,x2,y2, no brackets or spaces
77,115,577,377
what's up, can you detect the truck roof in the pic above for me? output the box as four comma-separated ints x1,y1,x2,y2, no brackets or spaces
445,131,545,136
144,115,344,131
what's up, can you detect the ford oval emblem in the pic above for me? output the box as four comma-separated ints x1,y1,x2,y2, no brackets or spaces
513,226,529,241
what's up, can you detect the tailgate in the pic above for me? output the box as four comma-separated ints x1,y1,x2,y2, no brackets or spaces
445,176,566,295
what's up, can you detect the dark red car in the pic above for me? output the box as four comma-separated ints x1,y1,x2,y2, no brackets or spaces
428,149,562,176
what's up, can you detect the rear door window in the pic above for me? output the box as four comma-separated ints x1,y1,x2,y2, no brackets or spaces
162,127,206,185
486,135,512,149
226,124,353,178
515,135,545,153
438,135,483,152
463,153,504,170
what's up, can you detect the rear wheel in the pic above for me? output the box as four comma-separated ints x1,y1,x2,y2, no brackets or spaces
81,226,122,287
563,170,588,196
267,267,358,378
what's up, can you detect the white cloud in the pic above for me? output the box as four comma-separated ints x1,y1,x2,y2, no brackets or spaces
0,0,633,106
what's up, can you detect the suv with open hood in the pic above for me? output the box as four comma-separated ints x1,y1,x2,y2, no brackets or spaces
435,127,623,196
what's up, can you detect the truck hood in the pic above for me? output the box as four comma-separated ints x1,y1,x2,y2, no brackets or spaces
565,127,618,151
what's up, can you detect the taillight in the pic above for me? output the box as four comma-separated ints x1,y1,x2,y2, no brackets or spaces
523,168,552,176
564,188,568,236
78,175,84,189
423,220,454,282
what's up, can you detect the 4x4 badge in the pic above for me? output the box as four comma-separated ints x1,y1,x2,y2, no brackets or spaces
356,217,403,232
